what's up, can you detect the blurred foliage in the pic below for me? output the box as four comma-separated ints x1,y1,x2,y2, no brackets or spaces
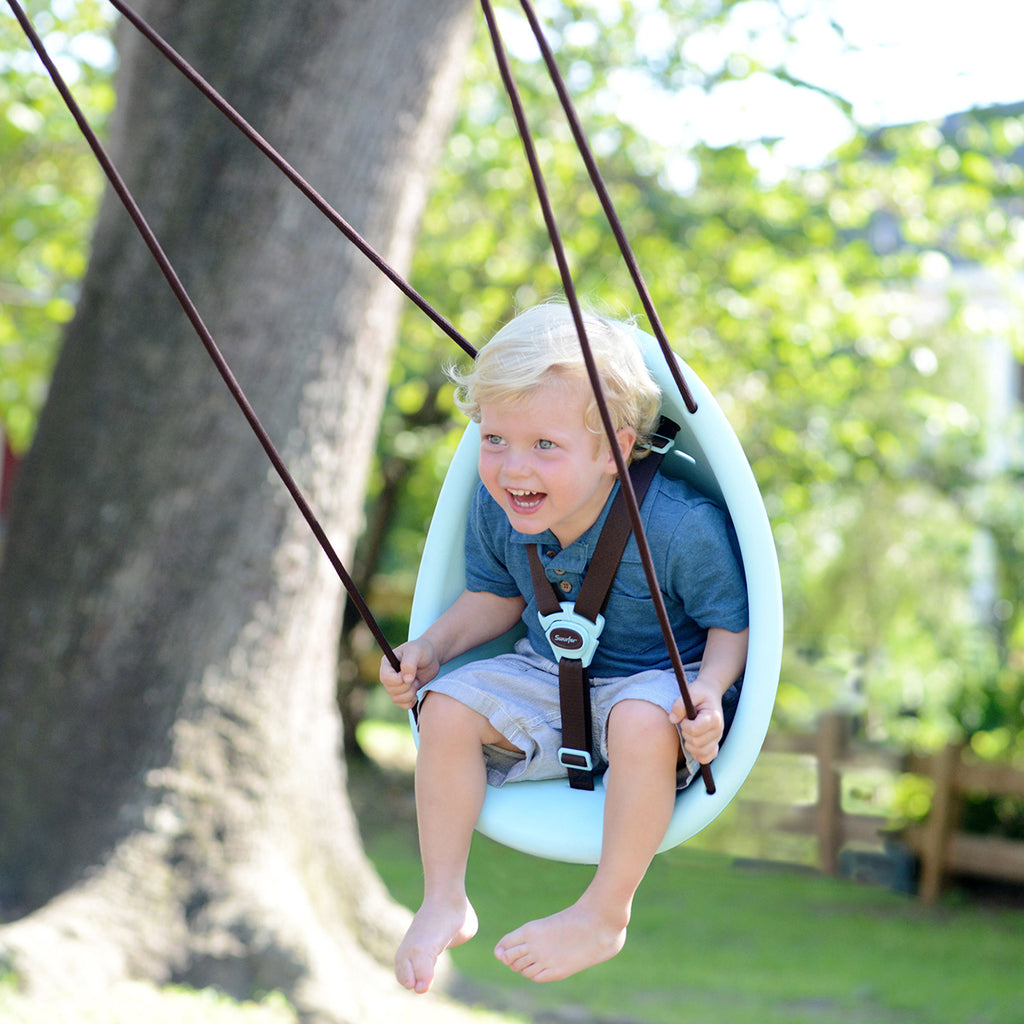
3,3,1023,782
0,0,115,451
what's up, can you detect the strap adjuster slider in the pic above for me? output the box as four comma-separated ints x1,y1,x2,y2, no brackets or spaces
558,746,594,772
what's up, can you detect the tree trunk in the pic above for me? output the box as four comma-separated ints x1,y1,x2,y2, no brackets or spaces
0,1,477,1019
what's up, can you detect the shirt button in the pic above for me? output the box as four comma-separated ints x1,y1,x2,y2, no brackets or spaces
553,568,566,575
545,550,558,559
559,580,573,593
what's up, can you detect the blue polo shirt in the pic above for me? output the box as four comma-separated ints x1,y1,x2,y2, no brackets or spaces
464,472,749,677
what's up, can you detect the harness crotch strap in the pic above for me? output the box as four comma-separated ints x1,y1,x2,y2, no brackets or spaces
527,417,680,790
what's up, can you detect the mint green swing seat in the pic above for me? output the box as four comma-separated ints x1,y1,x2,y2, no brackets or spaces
409,327,783,864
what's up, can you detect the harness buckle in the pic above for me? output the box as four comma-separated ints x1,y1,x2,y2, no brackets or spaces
538,602,605,668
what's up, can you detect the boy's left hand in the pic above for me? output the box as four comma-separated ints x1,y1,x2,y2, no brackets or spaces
668,678,725,765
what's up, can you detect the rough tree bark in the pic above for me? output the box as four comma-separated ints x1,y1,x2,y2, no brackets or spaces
0,1,479,1020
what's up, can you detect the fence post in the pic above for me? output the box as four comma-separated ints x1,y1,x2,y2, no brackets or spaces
917,743,961,904
816,712,846,875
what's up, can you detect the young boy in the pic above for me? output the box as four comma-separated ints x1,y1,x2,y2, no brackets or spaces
380,304,749,994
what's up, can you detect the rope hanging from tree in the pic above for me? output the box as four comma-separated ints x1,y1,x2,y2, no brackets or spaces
8,0,408,671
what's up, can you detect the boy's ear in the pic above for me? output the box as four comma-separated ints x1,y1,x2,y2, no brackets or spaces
607,427,637,472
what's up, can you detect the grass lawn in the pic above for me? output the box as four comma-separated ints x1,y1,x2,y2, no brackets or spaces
353,724,1024,1024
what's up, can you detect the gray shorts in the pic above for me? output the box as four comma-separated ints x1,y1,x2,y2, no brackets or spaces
418,638,703,790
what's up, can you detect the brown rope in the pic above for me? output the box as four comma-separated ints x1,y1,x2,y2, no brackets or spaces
480,0,713,791
105,0,476,360
517,0,696,415
7,0,402,671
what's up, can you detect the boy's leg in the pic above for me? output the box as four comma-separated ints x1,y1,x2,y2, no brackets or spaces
396,691,520,994
494,698,679,982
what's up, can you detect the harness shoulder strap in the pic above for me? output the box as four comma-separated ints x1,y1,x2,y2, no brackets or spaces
527,417,679,790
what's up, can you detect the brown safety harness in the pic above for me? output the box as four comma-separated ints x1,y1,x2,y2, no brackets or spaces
527,417,679,790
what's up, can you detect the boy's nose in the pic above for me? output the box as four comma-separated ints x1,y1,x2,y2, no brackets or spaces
501,451,532,477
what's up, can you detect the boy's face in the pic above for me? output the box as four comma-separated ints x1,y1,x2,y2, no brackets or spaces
477,379,634,549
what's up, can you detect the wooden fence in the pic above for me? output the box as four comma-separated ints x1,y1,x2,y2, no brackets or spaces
748,713,1024,903
901,744,1024,902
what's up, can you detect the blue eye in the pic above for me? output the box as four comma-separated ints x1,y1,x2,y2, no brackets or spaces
537,439,555,450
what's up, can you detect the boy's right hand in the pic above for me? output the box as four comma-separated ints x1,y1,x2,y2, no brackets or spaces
379,639,440,710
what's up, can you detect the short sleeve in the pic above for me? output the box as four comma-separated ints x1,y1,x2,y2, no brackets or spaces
664,498,749,633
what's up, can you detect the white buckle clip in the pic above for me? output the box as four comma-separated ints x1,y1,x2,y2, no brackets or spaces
538,602,604,668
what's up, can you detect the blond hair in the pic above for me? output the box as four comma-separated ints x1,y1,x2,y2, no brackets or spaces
449,303,662,458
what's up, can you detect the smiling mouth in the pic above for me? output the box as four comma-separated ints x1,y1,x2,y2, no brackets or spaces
506,488,544,512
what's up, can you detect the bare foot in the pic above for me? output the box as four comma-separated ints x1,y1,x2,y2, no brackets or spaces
494,898,627,982
395,896,478,994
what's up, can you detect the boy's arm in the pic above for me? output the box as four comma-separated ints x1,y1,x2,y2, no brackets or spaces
380,589,526,709
695,626,749,697
670,626,749,765
419,588,526,665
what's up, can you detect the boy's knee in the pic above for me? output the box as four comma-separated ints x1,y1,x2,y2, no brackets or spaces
418,691,513,749
607,699,678,756
417,691,467,732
